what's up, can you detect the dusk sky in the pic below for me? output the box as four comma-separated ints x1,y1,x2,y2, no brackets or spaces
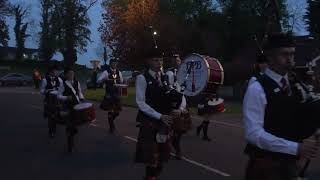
6,0,308,67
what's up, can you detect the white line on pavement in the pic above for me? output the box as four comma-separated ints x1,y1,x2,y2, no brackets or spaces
192,117,243,129
28,104,232,177
124,136,137,142
123,136,231,177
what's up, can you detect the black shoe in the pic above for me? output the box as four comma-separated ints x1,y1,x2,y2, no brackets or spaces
196,126,202,136
67,145,74,153
109,130,114,134
202,136,211,141
175,153,182,160
48,132,55,138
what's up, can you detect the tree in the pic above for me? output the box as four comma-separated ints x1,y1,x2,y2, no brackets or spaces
100,0,159,68
39,0,56,62
284,0,306,33
51,0,94,67
100,0,222,69
305,0,320,39
13,5,30,61
0,0,12,47
216,0,288,59
100,0,291,68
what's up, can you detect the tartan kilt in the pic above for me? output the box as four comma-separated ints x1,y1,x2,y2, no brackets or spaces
100,96,122,112
245,157,299,180
135,113,171,164
172,111,192,133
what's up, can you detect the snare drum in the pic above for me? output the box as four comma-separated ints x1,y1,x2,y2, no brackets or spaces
198,98,226,115
114,84,128,97
177,54,224,96
48,90,59,104
73,103,96,126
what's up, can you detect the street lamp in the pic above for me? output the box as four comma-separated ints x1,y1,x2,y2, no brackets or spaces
152,31,158,48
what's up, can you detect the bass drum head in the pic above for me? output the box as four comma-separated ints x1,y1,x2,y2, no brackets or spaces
177,54,209,96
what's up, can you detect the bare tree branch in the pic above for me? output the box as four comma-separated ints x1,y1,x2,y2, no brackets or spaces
84,0,99,14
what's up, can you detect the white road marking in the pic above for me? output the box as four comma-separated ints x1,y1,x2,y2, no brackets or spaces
89,123,98,127
192,117,243,129
27,103,232,177
123,136,231,177
124,136,137,142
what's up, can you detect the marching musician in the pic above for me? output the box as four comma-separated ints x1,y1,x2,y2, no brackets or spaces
135,49,181,180
196,93,225,141
243,32,320,180
40,65,63,138
97,58,124,134
57,67,85,152
165,54,189,159
33,68,42,89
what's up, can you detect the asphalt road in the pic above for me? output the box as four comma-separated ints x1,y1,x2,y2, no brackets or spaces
0,87,319,180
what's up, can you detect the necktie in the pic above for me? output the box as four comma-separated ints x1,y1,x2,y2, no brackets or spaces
281,77,289,95
155,73,161,86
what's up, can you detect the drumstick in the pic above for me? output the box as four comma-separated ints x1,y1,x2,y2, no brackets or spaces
299,129,320,178
181,60,195,91
192,69,195,92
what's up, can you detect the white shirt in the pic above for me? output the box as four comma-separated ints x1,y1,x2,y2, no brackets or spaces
40,76,63,95
243,68,298,156
165,69,177,86
166,69,187,111
97,68,123,84
57,80,84,102
135,70,163,120
247,72,264,87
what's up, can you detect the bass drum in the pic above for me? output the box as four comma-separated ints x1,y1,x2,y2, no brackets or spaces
177,54,224,96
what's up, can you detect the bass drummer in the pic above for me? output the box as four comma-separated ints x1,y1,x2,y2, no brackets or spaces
57,67,85,152
165,53,190,159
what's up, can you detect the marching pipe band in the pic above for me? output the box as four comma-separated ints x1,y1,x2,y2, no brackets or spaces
36,29,320,180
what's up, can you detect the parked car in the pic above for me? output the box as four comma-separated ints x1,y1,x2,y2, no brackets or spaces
0,73,33,86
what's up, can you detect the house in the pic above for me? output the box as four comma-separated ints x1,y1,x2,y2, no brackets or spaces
0,46,40,61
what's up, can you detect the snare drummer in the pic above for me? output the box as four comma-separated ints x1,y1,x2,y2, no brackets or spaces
40,65,63,138
57,67,85,152
97,58,124,134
